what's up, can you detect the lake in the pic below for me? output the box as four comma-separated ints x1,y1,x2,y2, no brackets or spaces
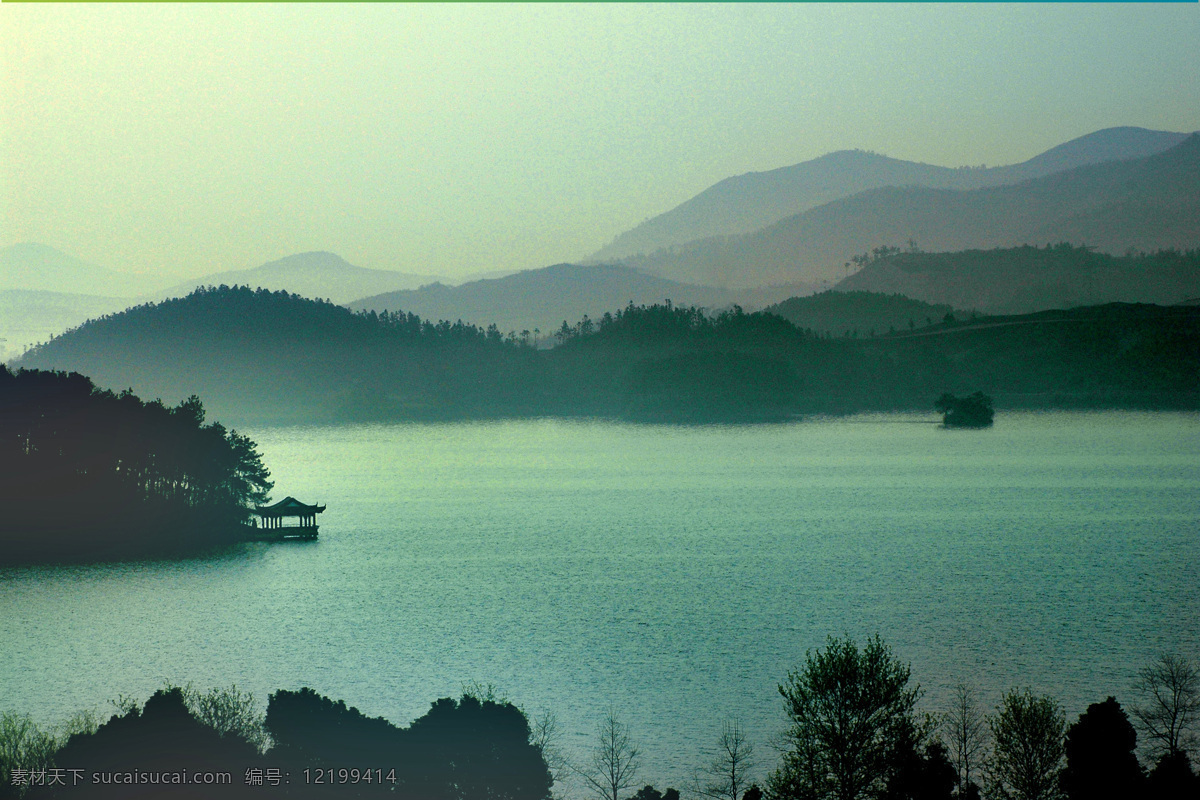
2,410,1198,789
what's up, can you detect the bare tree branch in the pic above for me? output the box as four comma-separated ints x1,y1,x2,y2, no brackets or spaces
578,707,641,800
693,720,757,800
944,683,988,796
1132,653,1200,761
532,709,571,789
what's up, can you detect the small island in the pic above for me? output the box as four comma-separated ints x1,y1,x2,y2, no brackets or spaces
935,391,995,428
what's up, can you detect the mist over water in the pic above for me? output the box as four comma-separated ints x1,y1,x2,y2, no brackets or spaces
2,411,1197,788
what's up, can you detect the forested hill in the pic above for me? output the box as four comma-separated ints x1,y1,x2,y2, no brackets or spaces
620,133,1200,288
835,244,1200,314
17,286,547,424
16,287,1200,424
764,290,959,338
542,301,1199,417
544,303,809,421
792,303,1200,412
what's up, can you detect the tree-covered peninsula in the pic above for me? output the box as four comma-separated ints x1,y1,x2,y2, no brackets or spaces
0,366,273,564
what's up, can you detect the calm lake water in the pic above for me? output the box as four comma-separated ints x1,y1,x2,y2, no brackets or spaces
2,411,1198,788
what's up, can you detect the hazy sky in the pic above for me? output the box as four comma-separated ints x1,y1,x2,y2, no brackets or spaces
3,3,1199,283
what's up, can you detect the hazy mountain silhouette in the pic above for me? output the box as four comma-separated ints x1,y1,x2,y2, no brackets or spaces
1008,126,1190,177
619,134,1200,288
346,262,814,336
764,291,959,338
834,244,1200,315
0,290,130,361
0,243,155,296
160,251,443,305
591,127,1190,261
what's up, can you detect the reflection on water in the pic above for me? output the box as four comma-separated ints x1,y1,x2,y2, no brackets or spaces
2,411,1198,786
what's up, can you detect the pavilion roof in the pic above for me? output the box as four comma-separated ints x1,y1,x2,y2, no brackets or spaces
254,496,326,517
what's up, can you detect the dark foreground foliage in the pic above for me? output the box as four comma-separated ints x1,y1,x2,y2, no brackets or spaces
3,649,1199,800
44,688,260,800
1061,697,1145,799
265,689,552,800
0,366,272,564
7,687,550,800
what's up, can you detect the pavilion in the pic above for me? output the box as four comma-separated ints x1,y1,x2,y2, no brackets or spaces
253,496,326,540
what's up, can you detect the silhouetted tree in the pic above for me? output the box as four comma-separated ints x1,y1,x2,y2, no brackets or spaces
402,694,553,800
0,714,56,799
1146,750,1200,800
265,687,399,772
881,738,956,800
0,367,273,562
626,787,680,800
1060,697,1144,800
183,684,269,753
530,710,569,788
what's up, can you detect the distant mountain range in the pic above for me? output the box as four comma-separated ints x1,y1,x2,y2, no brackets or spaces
1,245,443,306
0,290,129,361
8,126,1198,349
0,243,154,297
159,251,442,306
0,248,446,357
616,133,1200,288
591,126,1191,261
346,262,815,335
